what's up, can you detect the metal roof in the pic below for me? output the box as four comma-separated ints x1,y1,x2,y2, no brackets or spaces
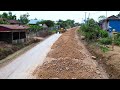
0,24,29,30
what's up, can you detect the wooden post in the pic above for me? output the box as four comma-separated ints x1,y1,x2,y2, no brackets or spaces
112,29,116,51
25,31,27,42
11,31,13,44
112,31,114,51
19,31,20,43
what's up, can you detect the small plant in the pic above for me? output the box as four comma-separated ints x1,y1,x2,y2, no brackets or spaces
114,37,120,46
100,45,109,53
99,37,112,45
99,29,109,38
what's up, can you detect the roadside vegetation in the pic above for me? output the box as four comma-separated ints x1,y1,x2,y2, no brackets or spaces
78,18,120,53
78,18,120,78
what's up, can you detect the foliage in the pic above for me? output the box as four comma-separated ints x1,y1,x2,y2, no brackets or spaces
114,38,120,46
29,25,43,32
99,37,112,45
80,19,101,41
56,19,75,29
19,13,30,24
38,20,55,27
99,29,109,38
114,33,120,46
100,45,109,53
116,12,120,17
98,15,106,22
0,11,16,20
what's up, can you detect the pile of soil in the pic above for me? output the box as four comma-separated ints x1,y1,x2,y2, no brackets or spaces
33,27,108,79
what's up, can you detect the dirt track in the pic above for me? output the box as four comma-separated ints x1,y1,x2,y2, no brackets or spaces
33,27,108,79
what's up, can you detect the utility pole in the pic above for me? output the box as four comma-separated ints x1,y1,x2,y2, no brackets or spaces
88,13,90,19
85,12,87,23
106,11,107,18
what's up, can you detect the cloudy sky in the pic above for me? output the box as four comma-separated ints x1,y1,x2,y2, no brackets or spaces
0,11,120,23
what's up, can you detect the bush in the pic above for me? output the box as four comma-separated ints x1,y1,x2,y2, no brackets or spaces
100,45,109,53
99,30,109,38
114,37,120,46
99,37,112,45
80,19,102,41
115,33,120,39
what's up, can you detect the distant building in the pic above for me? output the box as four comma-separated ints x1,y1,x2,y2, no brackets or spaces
0,18,21,25
6,20,21,25
100,15,120,32
0,24,29,43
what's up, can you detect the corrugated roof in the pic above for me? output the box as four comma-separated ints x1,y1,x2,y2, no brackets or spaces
7,20,20,24
0,24,29,30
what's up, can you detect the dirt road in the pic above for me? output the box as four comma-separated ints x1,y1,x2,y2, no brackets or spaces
0,33,61,79
33,27,108,79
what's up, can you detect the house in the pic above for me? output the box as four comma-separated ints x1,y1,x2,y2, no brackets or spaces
0,18,21,25
100,15,120,32
6,20,21,25
0,24,29,43
28,19,40,25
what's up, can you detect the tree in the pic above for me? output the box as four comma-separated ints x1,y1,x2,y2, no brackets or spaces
8,11,16,20
19,13,30,24
98,15,106,22
81,18,101,41
2,12,8,18
38,20,55,27
56,19,75,28
116,12,120,17
34,18,37,20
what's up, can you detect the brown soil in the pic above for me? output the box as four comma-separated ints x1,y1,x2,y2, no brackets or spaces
86,43,120,79
33,27,108,79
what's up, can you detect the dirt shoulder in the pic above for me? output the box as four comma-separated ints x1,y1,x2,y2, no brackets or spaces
33,27,108,79
85,41,120,79
0,42,39,68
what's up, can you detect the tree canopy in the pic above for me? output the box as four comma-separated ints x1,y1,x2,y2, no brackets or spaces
19,13,30,24
0,11,16,20
37,20,55,27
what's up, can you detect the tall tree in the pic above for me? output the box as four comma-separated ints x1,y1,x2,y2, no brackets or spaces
116,12,120,18
2,12,8,18
8,11,16,20
19,13,30,24
98,15,106,22
38,20,55,27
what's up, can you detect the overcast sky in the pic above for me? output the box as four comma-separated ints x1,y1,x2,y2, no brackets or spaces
0,11,120,23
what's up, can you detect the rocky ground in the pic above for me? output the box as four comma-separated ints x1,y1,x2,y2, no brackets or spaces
33,27,108,79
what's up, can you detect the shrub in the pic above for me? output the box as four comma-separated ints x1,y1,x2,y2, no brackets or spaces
114,37,120,46
100,45,109,53
99,37,112,45
80,19,102,41
115,33,120,39
99,30,109,38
